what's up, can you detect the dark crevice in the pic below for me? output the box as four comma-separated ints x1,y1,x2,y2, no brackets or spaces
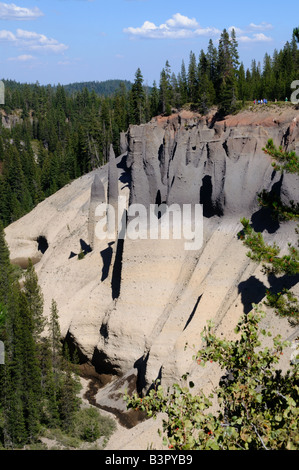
63,330,89,364
80,238,92,254
282,126,290,147
238,274,299,315
100,242,114,282
111,238,124,300
134,352,149,396
238,276,267,315
111,209,127,299
208,110,224,129
250,207,280,234
100,322,109,340
222,140,229,158
250,176,283,234
158,143,164,164
171,141,177,161
183,295,202,331
91,348,120,376
117,154,128,170
36,235,48,254
154,190,167,220
200,175,222,218
146,366,163,395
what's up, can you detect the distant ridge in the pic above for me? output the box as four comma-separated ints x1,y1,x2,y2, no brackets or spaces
1,78,133,97
62,79,133,96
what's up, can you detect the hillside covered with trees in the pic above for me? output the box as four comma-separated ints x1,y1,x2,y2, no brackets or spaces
0,24,298,451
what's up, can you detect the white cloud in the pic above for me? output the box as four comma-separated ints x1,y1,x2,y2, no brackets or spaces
0,2,43,20
165,13,198,30
8,54,35,61
228,26,244,35
227,24,273,43
0,29,16,41
0,28,68,53
124,13,220,39
57,57,81,66
17,28,68,52
249,22,273,31
238,33,272,43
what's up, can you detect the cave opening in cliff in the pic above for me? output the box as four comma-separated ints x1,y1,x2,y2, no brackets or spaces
36,235,49,254
200,175,223,218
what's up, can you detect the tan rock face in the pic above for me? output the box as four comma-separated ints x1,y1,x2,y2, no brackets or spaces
5,109,299,422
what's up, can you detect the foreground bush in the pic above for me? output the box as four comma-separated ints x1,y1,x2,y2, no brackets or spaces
72,407,116,443
125,308,299,450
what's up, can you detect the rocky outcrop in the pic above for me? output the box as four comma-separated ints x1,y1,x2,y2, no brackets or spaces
124,108,299,216
4,107,299,442
1,110,22,129
88,173,106,251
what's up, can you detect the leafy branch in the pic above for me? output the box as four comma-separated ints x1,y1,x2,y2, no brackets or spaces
125,309,299,450
258,189,299,221
263,139,299,175
239,218,299,326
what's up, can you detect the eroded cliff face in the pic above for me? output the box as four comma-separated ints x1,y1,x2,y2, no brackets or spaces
125,108,299,216
5,107,299,429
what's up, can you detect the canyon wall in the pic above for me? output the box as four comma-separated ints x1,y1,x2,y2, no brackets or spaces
5,107,299,431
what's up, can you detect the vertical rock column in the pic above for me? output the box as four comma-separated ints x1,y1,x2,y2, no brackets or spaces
107,144,119,238
88,173,106,251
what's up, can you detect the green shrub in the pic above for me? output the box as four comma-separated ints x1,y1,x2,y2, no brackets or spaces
73,407,116,443
125,308,299,450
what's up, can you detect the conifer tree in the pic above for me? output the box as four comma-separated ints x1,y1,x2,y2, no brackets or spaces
58,344,81,431
49,299,62,375
159,63,173,115
0,222,12,306
149,81,160,117
217,29,239,114
207,39,218,86
187,51,198,103
39,300,62,429
23,259,45,342
17,291,42,441
178,60,188,104
130,68,146,125
39,337,60,428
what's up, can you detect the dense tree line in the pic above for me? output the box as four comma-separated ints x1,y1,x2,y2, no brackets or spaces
61,79,133,97
0,81,132,227
0,225,81,447
147,27,299,117
0,224,116,449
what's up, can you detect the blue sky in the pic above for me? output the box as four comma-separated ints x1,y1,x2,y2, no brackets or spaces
0,0,297,85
